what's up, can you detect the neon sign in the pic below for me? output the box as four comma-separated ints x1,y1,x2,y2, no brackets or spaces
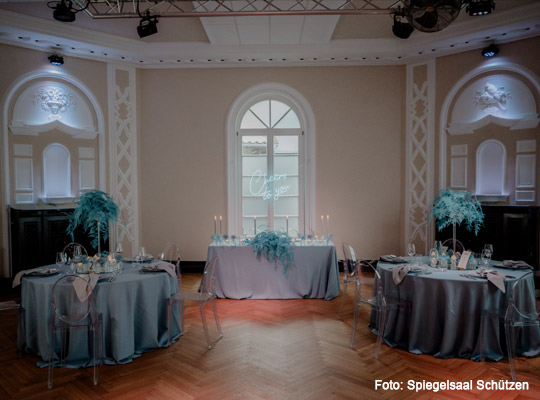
249,170,291,201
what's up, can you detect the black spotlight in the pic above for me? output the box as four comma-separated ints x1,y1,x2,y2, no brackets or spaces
47,0,89,23
392,15,414,39
48,54,64,66
482,44,499,57
137,14,159,38
467,0,495,16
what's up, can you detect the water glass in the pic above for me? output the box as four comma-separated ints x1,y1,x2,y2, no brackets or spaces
429,248,438,267
481,248,492,267
407,243,416,262
484,244,493,258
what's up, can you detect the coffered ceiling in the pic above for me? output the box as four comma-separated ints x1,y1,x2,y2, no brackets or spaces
0,1,539,67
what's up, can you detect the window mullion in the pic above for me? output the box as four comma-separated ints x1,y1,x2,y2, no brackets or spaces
267,132,274,231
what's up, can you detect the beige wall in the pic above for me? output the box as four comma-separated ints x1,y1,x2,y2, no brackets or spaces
139,66,405,261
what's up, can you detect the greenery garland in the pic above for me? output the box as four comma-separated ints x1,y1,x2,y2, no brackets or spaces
429,188,484,235
66,190,119,249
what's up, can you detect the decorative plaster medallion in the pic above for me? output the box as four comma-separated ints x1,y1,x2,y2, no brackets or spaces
33,87,75,119
475,83,511,114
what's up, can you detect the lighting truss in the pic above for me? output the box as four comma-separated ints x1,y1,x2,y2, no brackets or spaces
73,0,402,19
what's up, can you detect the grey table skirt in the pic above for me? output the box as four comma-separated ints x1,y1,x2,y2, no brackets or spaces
372,261,540,361
21,263,181,368
207,245,340,300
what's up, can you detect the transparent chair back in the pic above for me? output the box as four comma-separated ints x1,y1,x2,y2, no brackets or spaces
441,238,464,255
158,242,181,279
62,242,88,262
48,275,102,389
167,257,223,349
339,243,359,319
504,271,540,381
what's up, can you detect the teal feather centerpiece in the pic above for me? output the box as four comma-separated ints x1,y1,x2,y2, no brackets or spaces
246,231,294,274
429,188,484,251
66,190,119,251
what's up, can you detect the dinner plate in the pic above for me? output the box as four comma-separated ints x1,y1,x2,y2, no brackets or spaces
26,268,60,277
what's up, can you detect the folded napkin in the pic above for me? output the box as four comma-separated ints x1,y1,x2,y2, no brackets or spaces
73,274,99,302
135,253,154,262
468,269,506,293
380,255,409,264
12,267,58,288
141,262,176,278
493,260,533,270
392,264,411,285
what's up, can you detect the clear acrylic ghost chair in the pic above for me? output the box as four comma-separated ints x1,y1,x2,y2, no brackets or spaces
0,300,24,352
441,238,464,255
345,243,406,359
158,242,181,278
62,242,88,262
338,243,360,319
48,275,103,389
167,257,223,349
504,272,540,381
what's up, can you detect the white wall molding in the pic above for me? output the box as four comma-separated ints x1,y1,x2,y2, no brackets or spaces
516,154,536,188
439,62,540,190
450,157,468,189
1,69,105,276
226,83,316,237
476,139,507,196
107,63,139,257
405,59,436,255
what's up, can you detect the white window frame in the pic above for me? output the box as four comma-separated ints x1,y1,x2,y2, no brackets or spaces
227,83,316,236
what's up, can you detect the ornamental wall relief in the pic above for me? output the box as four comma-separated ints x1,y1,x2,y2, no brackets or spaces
474,83,511,114
448,74,538,135
32,87,75,119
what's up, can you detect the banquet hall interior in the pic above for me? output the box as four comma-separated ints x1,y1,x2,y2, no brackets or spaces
0,0,540,398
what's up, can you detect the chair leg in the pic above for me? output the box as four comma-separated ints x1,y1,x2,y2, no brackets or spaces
350,302,360,348
48,327,55,389
167,299,173,346
505,323,517,382
93,325,98,386
375,308,387,359
210,298,223,339
200,302,212,349
338,281,349,320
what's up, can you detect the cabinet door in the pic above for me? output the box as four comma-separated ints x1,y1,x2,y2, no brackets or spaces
43,213,72,267
14,215,43,274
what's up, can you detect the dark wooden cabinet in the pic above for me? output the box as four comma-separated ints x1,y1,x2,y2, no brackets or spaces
435,206,540,270
9,208,107,277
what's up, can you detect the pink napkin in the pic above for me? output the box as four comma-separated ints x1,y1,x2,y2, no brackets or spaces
468,269,506,293
73,274,99,302
392,265,411,285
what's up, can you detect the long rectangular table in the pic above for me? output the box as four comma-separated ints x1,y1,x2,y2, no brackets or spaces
206,245,340,300
21,263,181,367
374,260,540,361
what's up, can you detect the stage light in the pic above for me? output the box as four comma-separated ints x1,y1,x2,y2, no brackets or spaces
48,54,64,66
482,44,499,58
467,0,495,16
392,15,414,39
137,12,159,38
47,0,89,23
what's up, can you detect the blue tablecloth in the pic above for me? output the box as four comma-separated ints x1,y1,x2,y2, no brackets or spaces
374,259,540,361
21,263,181,367
207,245,340,300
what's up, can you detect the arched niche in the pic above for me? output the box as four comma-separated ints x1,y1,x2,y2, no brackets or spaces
439,63,540,204
476,139,506,196
43,143,71,199
10,81,98,138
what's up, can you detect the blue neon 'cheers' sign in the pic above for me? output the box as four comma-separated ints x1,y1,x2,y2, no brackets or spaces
249,170,291,201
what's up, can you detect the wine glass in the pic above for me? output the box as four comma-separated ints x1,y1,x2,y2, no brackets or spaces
56,252,64,268
481,248,492,268
429,248,438,267
74,245,82,259
115,242,123,260
407,243,416,261
484,244,493,258
433,241,442,253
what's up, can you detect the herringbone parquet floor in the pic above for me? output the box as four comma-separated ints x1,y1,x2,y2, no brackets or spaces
1,273,539,399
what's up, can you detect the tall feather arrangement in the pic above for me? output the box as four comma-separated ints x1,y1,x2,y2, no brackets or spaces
429,188,484,235
66,190,119,249
246,231,294,275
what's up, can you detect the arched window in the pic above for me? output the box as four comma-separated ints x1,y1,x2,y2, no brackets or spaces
476,140,506,195
227,84,315,237
43,144,71,198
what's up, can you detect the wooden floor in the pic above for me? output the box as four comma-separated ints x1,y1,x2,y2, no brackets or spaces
1,273,539,400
